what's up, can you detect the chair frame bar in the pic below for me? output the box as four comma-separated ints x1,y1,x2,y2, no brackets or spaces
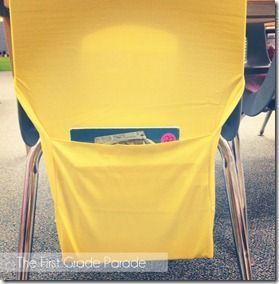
218,135,252,280
17,141,42,281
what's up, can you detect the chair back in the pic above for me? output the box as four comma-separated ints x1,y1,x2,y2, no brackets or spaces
221,99,242,141
17,102,39,146
246,23,271,70
243,57,275,116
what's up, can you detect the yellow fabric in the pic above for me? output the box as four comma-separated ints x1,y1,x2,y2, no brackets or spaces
10,0,246,259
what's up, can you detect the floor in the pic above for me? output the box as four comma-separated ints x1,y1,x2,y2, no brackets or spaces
0,71,276,280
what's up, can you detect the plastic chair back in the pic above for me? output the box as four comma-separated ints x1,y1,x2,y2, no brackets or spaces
245,23,271,73
221,99,242,141
243,57,275,116
17,102,39,146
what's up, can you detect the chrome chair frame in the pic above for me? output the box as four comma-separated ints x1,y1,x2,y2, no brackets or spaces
17,141,42,281
17,136,252,280
218,135,252,280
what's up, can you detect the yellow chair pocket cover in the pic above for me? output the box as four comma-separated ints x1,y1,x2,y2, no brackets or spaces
10,0,247,259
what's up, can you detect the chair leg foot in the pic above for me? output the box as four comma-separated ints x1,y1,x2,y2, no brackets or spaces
218,136,252,280
259,110,273,136
17,141,42,281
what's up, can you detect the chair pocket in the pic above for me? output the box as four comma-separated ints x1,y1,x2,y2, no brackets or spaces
47,136,217,260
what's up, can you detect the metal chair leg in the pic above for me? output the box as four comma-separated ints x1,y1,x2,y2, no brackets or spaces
230,134,248,228
218,136,252,280
17,141,42,280
259,110,273,136
25,145,31,156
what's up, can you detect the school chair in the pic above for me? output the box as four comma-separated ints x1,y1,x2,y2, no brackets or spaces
243,57,276,134
8,0,251,280
244,22,275,135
